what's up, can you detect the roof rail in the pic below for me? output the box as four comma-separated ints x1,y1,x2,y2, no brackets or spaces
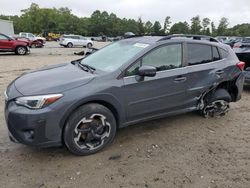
158,34,219,43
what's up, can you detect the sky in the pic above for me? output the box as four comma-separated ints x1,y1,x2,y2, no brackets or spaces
1,0,250,27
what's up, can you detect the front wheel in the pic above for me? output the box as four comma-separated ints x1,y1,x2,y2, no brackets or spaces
67,42,73,48
15,46,27,55
86,43,93,48
63,103,117,155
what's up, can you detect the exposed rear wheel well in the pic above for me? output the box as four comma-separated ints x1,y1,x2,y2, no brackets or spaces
216,80,238,102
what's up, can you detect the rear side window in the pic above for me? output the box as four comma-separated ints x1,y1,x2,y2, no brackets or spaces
187,44,221,65
187,44,212,65
72,36,80,39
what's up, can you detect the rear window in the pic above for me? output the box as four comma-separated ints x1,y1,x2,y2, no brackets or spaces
187,44,221,65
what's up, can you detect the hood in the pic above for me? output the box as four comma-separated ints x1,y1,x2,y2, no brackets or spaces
14,63,95,95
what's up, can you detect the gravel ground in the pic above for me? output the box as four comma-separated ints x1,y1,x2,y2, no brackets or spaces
0,42,250,188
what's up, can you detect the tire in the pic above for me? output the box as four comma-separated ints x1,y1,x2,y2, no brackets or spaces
15,46,27,55
67,42,73,48
64,103,117,155
201,89,231,118
86,43,93,48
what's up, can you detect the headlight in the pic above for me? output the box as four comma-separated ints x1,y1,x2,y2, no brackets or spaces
15,94,63,109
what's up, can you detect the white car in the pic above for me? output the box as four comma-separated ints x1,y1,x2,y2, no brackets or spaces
19,32,46,43
59,35,93,48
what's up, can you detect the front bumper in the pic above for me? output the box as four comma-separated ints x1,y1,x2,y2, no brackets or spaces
5,100,62,148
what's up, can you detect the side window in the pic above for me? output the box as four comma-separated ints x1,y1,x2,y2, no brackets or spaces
28,33,34,38
0,34,8,40
72,36,80,39
142,44,182,71
187,44,212,65
126,61,141,76
212,46,220,61
20,33,26,37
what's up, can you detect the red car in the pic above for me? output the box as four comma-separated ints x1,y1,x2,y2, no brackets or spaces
15,37,44,48
0,33,30,55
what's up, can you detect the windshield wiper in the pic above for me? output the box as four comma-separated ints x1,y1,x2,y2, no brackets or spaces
78,63,96,73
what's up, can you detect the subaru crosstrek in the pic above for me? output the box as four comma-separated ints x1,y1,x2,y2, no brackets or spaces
4,35,245,155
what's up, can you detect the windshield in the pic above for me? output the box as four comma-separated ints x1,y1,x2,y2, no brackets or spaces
81,41,149,72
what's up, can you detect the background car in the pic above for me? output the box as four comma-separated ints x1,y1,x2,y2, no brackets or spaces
12,36,44,48
59,34,93,48
0,33,29,55
19,32,46,44
233,37,250,84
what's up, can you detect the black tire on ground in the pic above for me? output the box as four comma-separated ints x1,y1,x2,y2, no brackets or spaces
67,42,73,48
15,46,27,55
201,89,232,118
63,103,117,156
86,43,93,48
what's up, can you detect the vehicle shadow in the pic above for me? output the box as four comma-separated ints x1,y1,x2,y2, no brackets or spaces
0,53,17,56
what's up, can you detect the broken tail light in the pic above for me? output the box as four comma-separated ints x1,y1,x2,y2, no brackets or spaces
236,61,245,71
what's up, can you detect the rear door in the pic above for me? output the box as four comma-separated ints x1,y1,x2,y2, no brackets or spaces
72,36,80,46
122,43,189,122
184,43,225,107
79,36,87,46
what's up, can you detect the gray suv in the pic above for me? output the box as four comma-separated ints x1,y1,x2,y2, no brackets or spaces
4,35,245,155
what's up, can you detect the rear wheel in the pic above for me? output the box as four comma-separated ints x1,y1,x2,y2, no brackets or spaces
15,46,27,55
67,42,73,48
201,89,231,118
64,103,117,155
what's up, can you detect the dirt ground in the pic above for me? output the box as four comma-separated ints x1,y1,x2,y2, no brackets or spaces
0,42,250,188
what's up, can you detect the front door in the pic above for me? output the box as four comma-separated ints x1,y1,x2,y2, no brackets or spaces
0,34,13,50
122,43,189,122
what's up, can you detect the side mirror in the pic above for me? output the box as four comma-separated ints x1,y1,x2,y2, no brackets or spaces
135,66,156,82
138,65,156,77
246,67,250,71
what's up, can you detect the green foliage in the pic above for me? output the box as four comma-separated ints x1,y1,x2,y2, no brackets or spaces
1,3,250,37
170,22,190,34
191,16,202,34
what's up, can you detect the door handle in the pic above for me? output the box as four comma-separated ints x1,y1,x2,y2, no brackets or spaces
216,70,224,75
174,76,187,82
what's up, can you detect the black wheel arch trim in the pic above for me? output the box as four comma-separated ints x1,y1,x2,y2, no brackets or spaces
59,94,125,131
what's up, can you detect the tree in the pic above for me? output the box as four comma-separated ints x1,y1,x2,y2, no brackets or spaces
202,17,210,35
170,22,190,34
217,17,229,36
137,17,145,35
211,21,217,36
152,21,162,35
190,16,202,34
163,16,171,34
145,21,153,34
